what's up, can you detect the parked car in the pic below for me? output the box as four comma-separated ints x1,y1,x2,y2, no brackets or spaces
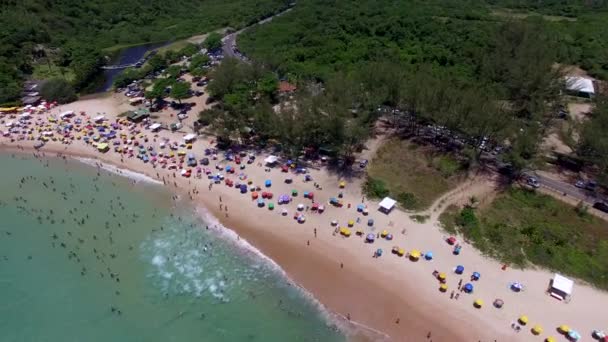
526,177,540,188
575,179,585,188
593,202,608,214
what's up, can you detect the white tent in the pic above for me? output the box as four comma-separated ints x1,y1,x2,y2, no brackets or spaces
149,123,162,131
550,273,574,300
60,110,75,118
565,76,595,97
264,155,279,165
183,133,197,142
379,197,396,214
93,115,105,122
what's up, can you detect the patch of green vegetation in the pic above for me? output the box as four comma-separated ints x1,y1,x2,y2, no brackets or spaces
367,139,466,211
438,204,460,234
461,188,608,289
32,64,75,83
363,177,390,199
409,214,430,224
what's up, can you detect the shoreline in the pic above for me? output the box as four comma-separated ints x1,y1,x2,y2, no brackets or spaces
5,92,608,342
0,145,475,341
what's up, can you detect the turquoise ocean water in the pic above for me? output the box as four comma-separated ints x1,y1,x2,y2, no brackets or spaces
0,153,346,342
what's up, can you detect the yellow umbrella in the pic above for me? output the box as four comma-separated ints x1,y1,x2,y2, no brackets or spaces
558,325,570,333
381,230,388,237
473,299,484,308
397,248,405,256
518,316,529,325
347,220,355,227
546,337,556,342
339,181,346,188
438,273,447,280
439,284,448,292
531,325,543,335
410,250,421,259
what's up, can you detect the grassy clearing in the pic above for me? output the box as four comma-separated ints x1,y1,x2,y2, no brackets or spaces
32,63,74,82
365,138,467,211
446,187,608,289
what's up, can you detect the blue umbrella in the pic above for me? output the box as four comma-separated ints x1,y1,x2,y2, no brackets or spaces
367,219,374,226
425,251,433,260
357,204,365,212
455,265,465,274
225,165,232,172
472,271,481,280
265,179,272,187
240,184,247,193
366,233,375,242
257,199,265,207
463,283,474,293
568,330,581,341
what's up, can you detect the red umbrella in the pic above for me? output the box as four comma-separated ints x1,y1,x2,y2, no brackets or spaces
447,236,457,245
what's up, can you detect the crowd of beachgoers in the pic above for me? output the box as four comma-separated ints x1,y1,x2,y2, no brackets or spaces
1,96,608,342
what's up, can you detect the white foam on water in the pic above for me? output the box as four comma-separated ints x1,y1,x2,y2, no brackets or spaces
192,205,380,338
75,157,163,185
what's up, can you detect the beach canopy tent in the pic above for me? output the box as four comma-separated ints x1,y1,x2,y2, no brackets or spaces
93,115,105,122
378,197,396,214
97,143,109,152
264,155,279,165
549,273,573,300
565,76,595,98
183,133,197,142
149,123,162,131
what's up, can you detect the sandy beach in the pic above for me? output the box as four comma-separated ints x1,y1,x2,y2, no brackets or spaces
3,93,608,342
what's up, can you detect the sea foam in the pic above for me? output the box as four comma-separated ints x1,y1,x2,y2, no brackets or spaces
75,157,163,185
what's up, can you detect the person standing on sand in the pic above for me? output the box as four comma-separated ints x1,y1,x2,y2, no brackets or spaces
314,228,317,237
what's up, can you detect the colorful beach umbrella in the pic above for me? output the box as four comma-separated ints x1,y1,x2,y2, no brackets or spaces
410,250,421,260
545,337,556,342
438,273,447,281
472,271,481,280
366,233,375,242
518,315,529,325
531,325,543,335
424,251,433,260
455,265,464,274
463,283,474,293
558,325,570,333
439,284,448,292
473,299,483,308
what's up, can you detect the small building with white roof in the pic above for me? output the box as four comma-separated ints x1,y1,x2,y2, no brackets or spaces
549,273,574,301
565,76,595,98
379,197,397,214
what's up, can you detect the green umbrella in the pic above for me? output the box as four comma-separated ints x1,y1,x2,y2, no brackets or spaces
291,189,298,196
268,203,275,210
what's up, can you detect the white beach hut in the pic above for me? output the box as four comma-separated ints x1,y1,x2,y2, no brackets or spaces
549,273,574,301
183,133,197,143
264,155,279,166
379,197,396,214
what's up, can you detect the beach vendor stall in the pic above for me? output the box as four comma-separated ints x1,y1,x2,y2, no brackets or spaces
149,123,162,132
378,197,396,214
549,273,573,301
264,155,278,166
183,133,197,143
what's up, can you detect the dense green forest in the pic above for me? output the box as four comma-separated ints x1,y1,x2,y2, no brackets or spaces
0,0,289,104
239,0,608,82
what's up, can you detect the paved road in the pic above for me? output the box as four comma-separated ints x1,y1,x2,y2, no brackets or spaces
527,171,602,205
222,5,294,62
